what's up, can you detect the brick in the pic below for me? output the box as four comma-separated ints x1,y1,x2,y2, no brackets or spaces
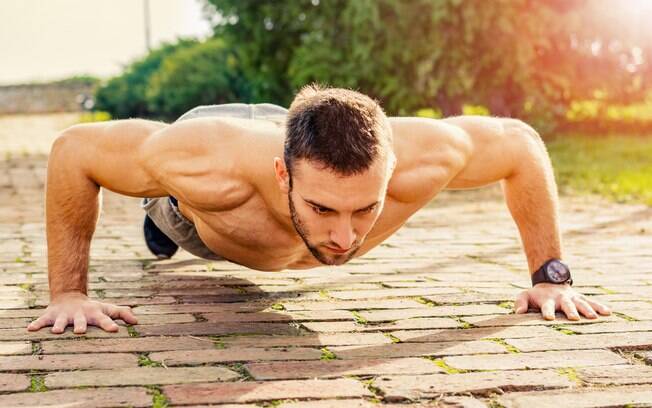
0,386,152,407
0,352,138,371
498,385,652,408
302,317,461,332
578,365,652,386
331,341,505,359
219,333,392,348
424,293,514,304
0,318,31,329
329,287,461,300
45,366,239,388
0,373,30,392
282,299,424,311
138,321,302,336
0,308,43,318
150,347,322,365
163,379,372,405
463,312,623,327
383,397,487,408
358,305,510,322
392,325,564,343
0,341,31,355
246,357,444,380
202,310,354,323
40,335,217,354
444,349,626,371
376,370,572,400
505,331,652,352
133,302,266,314
559,320,652,334
0,325,131,341
281,400,377,408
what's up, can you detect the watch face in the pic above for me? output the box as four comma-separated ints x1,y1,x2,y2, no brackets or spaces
546,261,569,283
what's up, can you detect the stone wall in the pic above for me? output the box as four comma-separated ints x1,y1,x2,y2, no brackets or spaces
0,83,95,114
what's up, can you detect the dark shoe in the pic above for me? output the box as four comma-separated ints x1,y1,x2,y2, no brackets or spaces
143,214,178,259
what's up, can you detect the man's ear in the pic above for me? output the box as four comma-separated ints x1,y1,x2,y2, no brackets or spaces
274,157,290,193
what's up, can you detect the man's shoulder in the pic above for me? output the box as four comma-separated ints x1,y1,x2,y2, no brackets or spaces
386,117,473,204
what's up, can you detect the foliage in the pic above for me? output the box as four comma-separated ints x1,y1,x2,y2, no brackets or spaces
78,111,111,123
547,135,652,205
94,39,198,119
202,0,652,132
146,38,249,120
52,75,101,87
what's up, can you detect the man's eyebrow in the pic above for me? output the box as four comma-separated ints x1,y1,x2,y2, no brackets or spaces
303,198,379,212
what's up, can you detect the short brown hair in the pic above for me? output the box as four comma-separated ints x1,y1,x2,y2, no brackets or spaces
285,84,392,178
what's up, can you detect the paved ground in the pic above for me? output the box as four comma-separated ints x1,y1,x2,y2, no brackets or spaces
1,113,652,407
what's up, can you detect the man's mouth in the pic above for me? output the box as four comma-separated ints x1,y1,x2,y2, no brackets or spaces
325,246,350,254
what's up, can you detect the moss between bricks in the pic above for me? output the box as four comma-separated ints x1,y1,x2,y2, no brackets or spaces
351,311,369,325
451,316,474,329
145,385,169,408
270,302,285,311
384,333,402,343
426,357,468,374
29,375,47,392
497,301,514,310
551,325,578,335
556,367,583,386
614,311,638,322
138,353,164,368
360,378,385,400
127,325,140,337
31,341,42,355
227,363,254,380
211,336,226,349
485,338,520,353
415,296,440,307
318,289,330,299
320,347,337,360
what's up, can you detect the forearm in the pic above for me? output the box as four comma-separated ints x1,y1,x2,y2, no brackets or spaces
45,134,100,299
501,131,562,274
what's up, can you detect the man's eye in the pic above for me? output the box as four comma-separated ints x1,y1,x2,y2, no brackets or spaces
359,206,377,214
312,206,329,215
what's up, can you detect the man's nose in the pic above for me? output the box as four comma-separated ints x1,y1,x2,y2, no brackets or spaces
330,220,356,250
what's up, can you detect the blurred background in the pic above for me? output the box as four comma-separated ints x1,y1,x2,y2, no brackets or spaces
1,0,651,205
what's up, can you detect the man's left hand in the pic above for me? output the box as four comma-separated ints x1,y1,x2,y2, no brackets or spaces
514,283,612,320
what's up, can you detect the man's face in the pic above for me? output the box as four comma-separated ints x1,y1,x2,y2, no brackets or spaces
285,158,393,266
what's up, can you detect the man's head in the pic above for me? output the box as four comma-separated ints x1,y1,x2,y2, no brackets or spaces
274,84,396,266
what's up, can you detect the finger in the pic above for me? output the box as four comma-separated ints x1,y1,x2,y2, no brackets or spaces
541,298,557,321
573,297,597,319
583,297,612,316
73,312,87,334
560,296,580,321
92,314,119,332
51,314,69,334
118,306,138,325
27,314,53,331
514,291,529,314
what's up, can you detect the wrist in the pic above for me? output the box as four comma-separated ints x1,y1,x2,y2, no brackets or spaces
531,259,572,287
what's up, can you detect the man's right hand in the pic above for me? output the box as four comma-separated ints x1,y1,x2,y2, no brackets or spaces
27,292,138,334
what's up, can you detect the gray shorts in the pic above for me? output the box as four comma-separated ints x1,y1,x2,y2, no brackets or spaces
141,103,288,260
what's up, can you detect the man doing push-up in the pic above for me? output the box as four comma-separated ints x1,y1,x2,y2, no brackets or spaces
28,85,611,334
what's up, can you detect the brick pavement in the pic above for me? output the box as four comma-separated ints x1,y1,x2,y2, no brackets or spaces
0,113,651,407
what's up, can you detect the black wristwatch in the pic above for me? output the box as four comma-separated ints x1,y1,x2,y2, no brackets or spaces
531,259,573,286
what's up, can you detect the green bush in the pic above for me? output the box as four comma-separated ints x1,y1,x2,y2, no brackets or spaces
94,39,198,119
145,38,249,120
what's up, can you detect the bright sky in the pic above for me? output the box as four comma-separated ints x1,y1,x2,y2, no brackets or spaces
0,0,213,85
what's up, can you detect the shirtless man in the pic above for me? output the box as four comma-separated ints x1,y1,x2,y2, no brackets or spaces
27,85,611,335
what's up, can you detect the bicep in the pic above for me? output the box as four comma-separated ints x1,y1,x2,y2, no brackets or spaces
59,119,169,197
442,116,538,189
